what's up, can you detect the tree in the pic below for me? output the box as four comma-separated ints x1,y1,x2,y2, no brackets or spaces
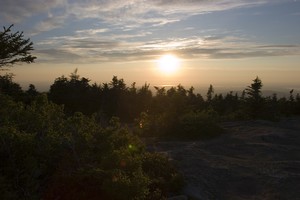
0,73,24,100
0,24,36,69
26,84,38,97
245,76,264,118
246,76,263,102
48,70,96,115
24,84,39,104
206,84,214,102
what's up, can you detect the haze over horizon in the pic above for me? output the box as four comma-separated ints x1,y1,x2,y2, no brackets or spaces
1,0,299,93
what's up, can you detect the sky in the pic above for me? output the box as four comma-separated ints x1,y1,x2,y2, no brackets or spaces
1,0,300,94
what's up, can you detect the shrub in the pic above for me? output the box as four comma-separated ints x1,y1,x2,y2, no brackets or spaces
0,94,183,199
142,152,184,197
178,109,223,139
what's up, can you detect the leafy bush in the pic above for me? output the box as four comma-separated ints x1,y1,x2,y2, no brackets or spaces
102,169,150,200
0,93,182,199
142,152,184,197
177,109,223,139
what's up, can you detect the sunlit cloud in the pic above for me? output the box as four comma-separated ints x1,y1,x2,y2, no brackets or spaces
76,28,110,35
34,31,300,64
35,49,84,63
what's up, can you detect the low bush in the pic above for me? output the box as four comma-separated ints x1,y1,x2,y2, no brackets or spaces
177,109,223,139
0,94,183,199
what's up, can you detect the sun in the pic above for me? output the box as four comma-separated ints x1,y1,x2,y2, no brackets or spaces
157,54,180,75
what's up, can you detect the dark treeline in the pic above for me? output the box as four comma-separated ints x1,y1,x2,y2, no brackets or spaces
47,71,299,122
1,71,300,139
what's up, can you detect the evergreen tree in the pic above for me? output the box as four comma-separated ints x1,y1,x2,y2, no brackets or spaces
206,84,214,102
0,25,36,69
48,69,97,115
245,76,264,118
246,76,263,102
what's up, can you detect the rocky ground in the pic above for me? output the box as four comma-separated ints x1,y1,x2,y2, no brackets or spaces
150,117,300,200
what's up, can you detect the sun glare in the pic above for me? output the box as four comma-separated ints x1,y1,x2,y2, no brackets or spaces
157,54,180,75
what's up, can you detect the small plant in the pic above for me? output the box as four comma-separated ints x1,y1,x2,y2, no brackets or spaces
178,109,223,139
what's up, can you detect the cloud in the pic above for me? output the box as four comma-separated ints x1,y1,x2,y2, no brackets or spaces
3,0,296,63
150,0,266,13
30,15,67,35
35,49,84,63
34,32,300,64
65,0,273,28
76,28,109,35
257,45,300,48
0,0,281,32
0,0,66,23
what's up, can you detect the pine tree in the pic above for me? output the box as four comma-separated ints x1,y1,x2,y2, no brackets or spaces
245,76,264,118
0,25,36,69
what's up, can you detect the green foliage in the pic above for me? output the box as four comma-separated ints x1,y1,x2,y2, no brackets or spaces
137,84,223,139
0,74,23,101
0,74,39,104
0,25,36,69
178,110,223,139
142,152,184,196
0,92,182,199
0,126,39,199
102,169,150,200
0,94,65,199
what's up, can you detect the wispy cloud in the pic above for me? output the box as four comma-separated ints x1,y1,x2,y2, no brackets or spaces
0,0,66,23
30,15,68,35
35,31,300,63
65,0,273,28
2,0,297,64
35,48,83,63
0,0,282,33
76,28,109,35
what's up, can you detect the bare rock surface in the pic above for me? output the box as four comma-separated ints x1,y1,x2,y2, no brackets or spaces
151,117,300,200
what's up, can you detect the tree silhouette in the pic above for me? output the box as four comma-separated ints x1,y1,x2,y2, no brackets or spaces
26,84,38,96
206,84,214,102
107,76,128,119
137,83,152,111
48,69,97,115
0,25,36,69
0,73,23,101
24,84,39,104
245,76,264,118
246,76,262,101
